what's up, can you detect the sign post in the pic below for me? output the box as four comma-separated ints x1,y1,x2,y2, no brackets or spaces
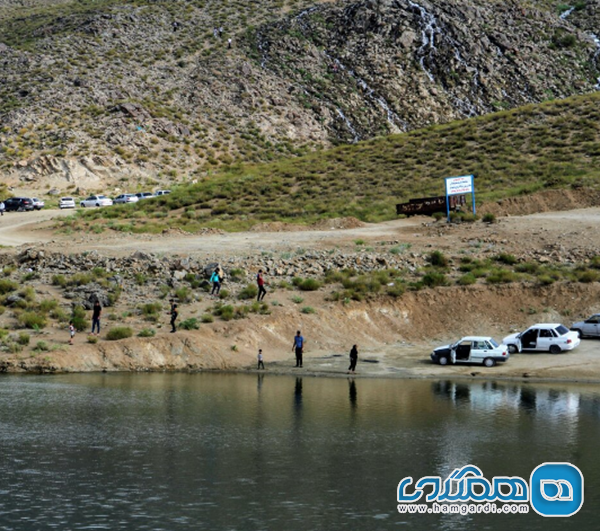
445,175,475,222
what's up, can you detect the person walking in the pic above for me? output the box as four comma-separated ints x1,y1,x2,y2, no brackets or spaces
210,267,221,296
227,37,232,49
0,201,4,216
69,321,75,345
257,269,267,301
257,349,265,370
170,303,178,333
91,300,102,336
348,344,358,373
292,330,304,368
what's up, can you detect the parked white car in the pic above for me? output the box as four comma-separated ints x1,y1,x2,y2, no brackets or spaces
80,195,113,208
59,197,76,209
503,324,580,354
430,336,509,367
155,189,171,196
31,197,45,210
113,194,139,204
571,314,600,338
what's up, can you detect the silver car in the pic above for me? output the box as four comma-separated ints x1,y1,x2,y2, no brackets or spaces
59,197,76,209
80,195,113,208
571,314,600,338
114,194,139,204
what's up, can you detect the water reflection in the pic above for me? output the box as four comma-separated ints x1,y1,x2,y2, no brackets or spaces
0,374,599,531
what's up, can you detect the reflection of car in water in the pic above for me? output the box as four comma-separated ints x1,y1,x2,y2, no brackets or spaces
431,336,509,367
432,380,581,422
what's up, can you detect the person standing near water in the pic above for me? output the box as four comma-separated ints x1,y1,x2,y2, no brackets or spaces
91,300,102,336
292,330,304,368
170,303,178,333
257,349,265,370
348,344,358,373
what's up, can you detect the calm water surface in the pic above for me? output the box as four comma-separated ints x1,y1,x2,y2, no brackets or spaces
0,373,599,530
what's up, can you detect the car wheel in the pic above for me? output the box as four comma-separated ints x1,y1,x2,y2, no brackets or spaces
438,356,449,366
483,357,496,368
81,204,85,208
508,344,518,354
96,203,100,207
549,345,562,354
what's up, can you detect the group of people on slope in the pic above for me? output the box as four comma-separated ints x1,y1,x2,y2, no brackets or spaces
210,266,267,302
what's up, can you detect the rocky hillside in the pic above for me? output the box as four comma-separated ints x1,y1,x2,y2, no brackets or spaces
1,0,599,192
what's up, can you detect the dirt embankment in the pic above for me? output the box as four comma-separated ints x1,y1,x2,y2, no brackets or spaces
4,282,600,380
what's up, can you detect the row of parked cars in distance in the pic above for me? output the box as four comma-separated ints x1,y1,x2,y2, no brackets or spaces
59,190,171,209
431,320,589,367
1,197,45,212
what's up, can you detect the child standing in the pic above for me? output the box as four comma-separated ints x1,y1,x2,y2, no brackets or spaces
257,349,265,370
69,321,75,345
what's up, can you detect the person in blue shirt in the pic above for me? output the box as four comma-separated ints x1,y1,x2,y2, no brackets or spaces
210,267,221,295
292,330,305,367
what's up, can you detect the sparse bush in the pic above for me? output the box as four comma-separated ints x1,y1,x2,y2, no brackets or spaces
17,332,30,345
106,327,133,341
201,314,214,323
297,278,321,291
71,306,89,332
175,286,190,302
495,253,517,265
141,302,162,316
291,295,304,304
486,269,519,284
301,306,316,314
428,250,449,268
180,318,199,330
87,335,98,344
0,279,18,295
33,341,49,352
138,328,156,337
18,312,47,329
482,213,496,223
421,271,449,288
577,269,600,283
52,274,67,287
458,273,477,286
238,284,258,300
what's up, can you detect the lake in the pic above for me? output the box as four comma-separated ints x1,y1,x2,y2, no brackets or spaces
0,373,598,530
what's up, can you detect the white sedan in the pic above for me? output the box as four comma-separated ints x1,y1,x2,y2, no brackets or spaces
59,197,76,209
113,194,139,204
430,336,509,367
80,195,113,208
503,323,580,354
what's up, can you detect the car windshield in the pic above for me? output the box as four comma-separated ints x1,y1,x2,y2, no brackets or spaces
488,338,499,348
555,325,569,336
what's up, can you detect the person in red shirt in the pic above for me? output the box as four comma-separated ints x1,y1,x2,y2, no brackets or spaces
257,269,267,301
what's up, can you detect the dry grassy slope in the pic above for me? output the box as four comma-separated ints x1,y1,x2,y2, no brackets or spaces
0,0,599,192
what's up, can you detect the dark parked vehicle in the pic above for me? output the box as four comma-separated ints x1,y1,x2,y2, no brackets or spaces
4,197,34,212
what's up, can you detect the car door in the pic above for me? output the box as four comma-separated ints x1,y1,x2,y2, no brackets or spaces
468,341,487,363
583,316,600,337
520,328,538,351
537,329,554,352
453,340,471,363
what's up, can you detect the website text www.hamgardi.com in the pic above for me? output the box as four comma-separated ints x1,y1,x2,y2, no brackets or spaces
398,502,529,515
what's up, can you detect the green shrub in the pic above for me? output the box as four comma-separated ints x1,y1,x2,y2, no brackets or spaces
238,284,258,300
68,273,93,286
71,306,89,332
218,289,230,299
18,312,47,329
537,274,555,286
495,253,517,265
577,269,600,283
38,299,58,313
458,273,477,286
180,318,199,330
141,302,162,316
175,286,190,302
589,256,600,270
106,327,133,340
301,306,316,314
298,278,322,291
87,335,98,344
33,341,49,352
421,271,449,287
515,262,539,274
486,269,519,284
428,251,449,268
201,314,214,323
51,274,67,287
229,268,244,281
17,332,30,345
214,304,234,321
138,328,156,337
386,283,405,297
291,295,304,304
482,213,496,223
0,279,18,295
432,212,444,221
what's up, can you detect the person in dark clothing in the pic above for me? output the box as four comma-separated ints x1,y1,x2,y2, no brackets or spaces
257,269,267,301
348,344,358,373
170,303,178,333
292,330,304,367
257,349,265,370
91,300,102,336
